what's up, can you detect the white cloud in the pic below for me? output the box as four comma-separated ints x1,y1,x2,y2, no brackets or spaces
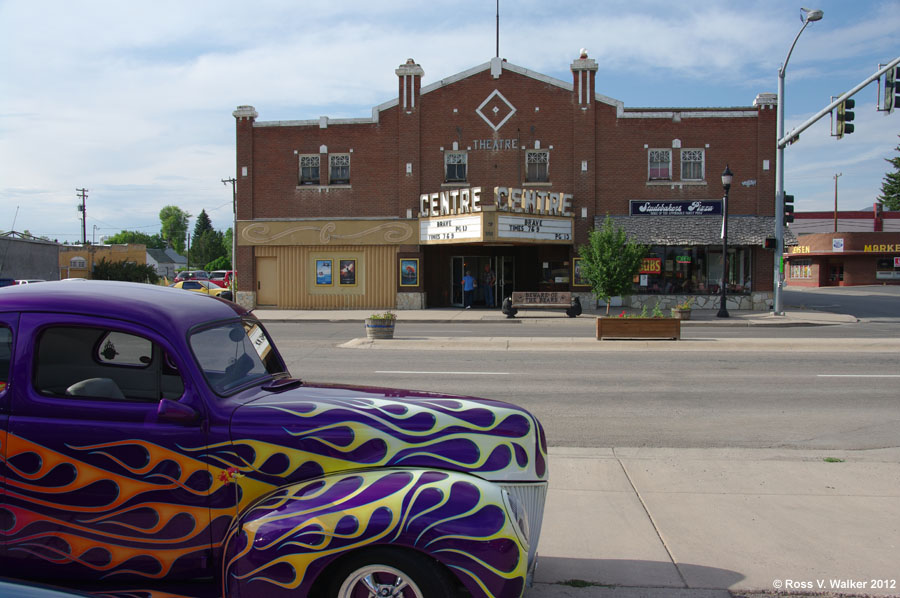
2,0,899,243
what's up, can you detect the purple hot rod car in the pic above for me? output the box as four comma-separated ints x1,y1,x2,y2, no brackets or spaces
0,281,548,598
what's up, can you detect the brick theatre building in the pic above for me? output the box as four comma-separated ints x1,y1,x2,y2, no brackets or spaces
231,53,784,310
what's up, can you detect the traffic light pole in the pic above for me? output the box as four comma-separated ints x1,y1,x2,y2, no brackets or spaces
774,56,900,315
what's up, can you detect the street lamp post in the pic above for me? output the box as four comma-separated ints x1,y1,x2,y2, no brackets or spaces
775,7,823,315
718,165,733,318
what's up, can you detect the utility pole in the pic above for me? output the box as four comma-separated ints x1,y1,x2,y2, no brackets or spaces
833,173,842,232
222,177,237,291
76,188,88,244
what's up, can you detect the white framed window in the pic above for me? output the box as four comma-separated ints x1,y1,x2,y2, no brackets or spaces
525,150,549,182
329,154,350,185
681,149,704,181
299,154,320,185
70,257,87,269
648,149,671,180
444,151,467,182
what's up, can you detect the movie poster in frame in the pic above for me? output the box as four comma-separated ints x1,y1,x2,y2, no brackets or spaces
400,258,419,287
315,259,333,286
339,259,357,286
573,258,589,287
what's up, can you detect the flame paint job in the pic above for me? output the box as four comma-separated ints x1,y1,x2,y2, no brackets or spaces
0,281,548,598
224,469,527,598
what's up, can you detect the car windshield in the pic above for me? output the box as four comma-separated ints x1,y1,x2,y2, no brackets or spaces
189,319,286,395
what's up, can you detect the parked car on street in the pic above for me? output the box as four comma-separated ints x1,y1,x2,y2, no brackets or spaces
0,281,547,598
174,270,209,282
170,279,233,301
13,279,46,285
209,269,233,288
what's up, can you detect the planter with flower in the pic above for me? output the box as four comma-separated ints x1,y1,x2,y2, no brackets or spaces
365,311,397,339
671,297,694,320
596,304,681,340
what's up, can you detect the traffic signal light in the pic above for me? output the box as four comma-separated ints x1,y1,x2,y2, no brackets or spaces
783,194,795,225
885,67,899,113
836,99,855,138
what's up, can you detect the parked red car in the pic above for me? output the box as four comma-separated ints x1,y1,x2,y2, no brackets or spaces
209,270,233,288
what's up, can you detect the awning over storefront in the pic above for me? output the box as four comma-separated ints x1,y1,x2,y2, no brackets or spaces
607,215,797,247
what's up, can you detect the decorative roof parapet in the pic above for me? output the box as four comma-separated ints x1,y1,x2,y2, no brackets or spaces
395,58,424,78
233,105,258,120
571,48,598,72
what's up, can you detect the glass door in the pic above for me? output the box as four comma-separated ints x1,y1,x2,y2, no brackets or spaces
451,257,464,306
500,256,515,303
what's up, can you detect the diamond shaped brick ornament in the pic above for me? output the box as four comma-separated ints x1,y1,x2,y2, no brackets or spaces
476,90,516,131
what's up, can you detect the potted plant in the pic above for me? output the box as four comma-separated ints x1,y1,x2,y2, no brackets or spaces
365,311,397,339
596,307,681,340
671,297,694,320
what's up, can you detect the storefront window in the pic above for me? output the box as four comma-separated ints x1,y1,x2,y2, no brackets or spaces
790,259,812,280
541,261,570,284
633,245,751,294
875,257,900,280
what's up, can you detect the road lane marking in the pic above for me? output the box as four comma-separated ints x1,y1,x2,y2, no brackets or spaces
376,371,510,375
817,374,900,378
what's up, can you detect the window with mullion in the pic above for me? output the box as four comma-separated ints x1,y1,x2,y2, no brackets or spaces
329,154,350,185
445,152,467,182
680,149,704,181
648,149,671,180
299,155,320,185
525,150,549,182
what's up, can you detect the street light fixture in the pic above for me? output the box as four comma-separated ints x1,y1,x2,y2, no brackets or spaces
718,165,733,318
775,6,823,315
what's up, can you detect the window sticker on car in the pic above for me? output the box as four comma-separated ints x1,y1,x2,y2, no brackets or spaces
96,331,153,367
246,324,271,360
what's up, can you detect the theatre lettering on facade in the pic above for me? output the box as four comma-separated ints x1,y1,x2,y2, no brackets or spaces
232,53,786,310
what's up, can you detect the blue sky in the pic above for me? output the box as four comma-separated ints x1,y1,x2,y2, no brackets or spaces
2,0,899,244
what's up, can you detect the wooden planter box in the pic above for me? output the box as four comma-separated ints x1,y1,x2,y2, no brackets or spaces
596,317,681,340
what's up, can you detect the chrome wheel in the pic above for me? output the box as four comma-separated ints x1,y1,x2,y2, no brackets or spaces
337,564,423,598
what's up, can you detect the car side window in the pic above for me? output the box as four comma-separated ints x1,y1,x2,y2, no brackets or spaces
34,326,184,402
0,325,11,394
184,281,201,290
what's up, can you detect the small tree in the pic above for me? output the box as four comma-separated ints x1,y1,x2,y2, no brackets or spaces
93,258,159,284
578,215,647,315
878,135,900,211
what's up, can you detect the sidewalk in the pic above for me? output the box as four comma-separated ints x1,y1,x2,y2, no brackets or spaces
527,447,900,598
254,306,858,327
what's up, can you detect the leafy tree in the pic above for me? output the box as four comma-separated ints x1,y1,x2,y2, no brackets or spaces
577,215,647,315
205,255,231,271
878,135,900,211
105,230,166,248
93,257,159,284
159,206,191,254
223,227,233,263
190,210,226,268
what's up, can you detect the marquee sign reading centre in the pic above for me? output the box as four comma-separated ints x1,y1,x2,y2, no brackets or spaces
419,186,574,245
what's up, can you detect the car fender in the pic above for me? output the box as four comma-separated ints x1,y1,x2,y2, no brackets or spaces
222,468,527,598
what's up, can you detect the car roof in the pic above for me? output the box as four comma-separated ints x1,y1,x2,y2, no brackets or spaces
0,280,248,337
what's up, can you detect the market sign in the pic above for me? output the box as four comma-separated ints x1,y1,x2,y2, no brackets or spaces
630,200,722,216
864,244,900,252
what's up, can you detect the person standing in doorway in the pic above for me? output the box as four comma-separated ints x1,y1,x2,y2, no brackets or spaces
462,270,476,309
481,263,496,308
